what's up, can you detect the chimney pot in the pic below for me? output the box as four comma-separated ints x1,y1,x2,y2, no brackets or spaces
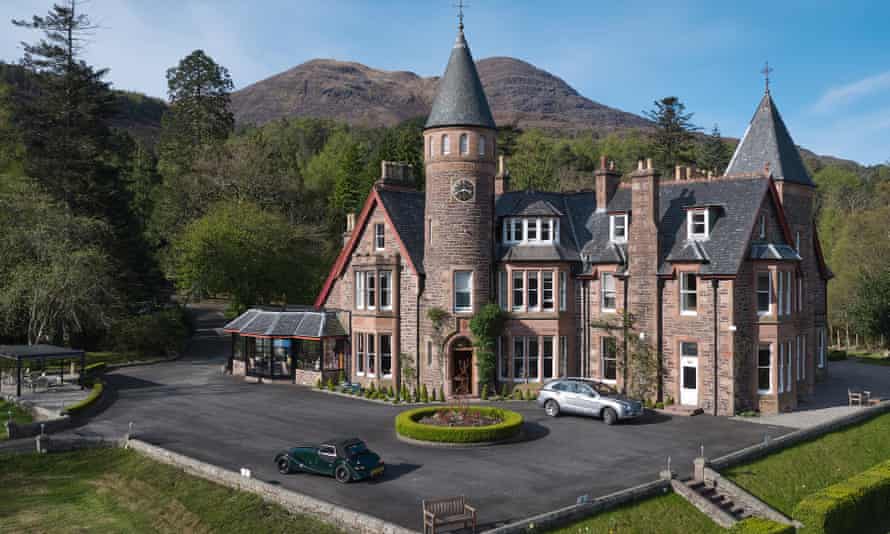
646,158,654,170
609,160,615,171
498,155,505,175
638,160,644,171
675,165,682,181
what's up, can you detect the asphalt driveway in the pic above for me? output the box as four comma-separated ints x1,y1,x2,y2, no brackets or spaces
76,304,792,531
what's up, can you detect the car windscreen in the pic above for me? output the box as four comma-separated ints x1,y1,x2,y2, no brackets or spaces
590,382,618,396
344,441,369,457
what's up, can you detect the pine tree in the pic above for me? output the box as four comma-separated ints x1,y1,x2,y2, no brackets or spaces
644,96,699,172
698,125,731,174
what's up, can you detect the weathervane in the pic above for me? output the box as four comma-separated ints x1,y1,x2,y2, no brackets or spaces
761,61,774,94
455,0,469,31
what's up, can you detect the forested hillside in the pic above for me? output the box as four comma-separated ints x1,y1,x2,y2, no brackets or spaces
0,1,887,354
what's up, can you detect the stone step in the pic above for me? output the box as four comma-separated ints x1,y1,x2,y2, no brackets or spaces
659,405,704,416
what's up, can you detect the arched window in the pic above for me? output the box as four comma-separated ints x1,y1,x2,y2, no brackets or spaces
459,133,469,155
427,136,433,158
441,135,451,155
479,135,486,156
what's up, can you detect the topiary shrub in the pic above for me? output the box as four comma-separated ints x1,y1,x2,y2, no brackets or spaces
83,362,107,376
828,349,847,361
431,387,437,402
655,402,665,409
513,388,523,400
395,406,523,443
62,380,105,417
794,459,890,534
728,517,795,534
439,386,445,402
326,378,335,391
481,383,489,400
421,384,429,403
501,383,509,399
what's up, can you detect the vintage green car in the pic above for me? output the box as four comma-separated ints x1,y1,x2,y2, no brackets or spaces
274,437,385,483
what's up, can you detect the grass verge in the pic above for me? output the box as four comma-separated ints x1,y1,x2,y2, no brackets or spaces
723,411,890,516
0,447,342,533
548,492,723,534
0,400,32,440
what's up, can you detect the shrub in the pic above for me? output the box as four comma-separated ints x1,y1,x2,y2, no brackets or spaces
421,384,429,403
338,371,346,384
62,380,104,416
326,378,335,391
439,386,445,402
794,459,890,534
480,383,489,400
828,349,847,361
431,388,437,402
388,385,395,398
316,378,323,389
728,517,795,534
83,362,107,376
655,402,665,409
501,383,509,399
395,406,523,443
110,307,190,358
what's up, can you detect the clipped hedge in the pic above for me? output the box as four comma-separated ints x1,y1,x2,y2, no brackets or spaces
827,350,847,361
793,458,890,534
62,380,104,417
729,517,795,534
395,406,523,443
83,362,107,376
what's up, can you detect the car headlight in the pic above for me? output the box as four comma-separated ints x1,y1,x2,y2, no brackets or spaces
354,465,366,471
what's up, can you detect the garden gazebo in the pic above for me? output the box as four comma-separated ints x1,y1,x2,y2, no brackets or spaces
223,307,349,387
0,345,86,397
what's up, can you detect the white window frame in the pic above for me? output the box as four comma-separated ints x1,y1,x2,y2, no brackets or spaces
380,333,392,378
601,272,617,313
541,218,552,241
366,271,376,311
355,271,365,310
498,271,508,310
559,271,567,311
610,214,628,243
601,337,618,383
527,337,540,382
687,209,710,240
559,335,567,378
454,271,473,313
459,133,469,155
441,134,450,155
478,135,486,156
526,218,538,242
498,337,509,380
680,272,698,316
527,271,540,311
356,333,365,376
779,342,785,392
513,337,525,380
366,334,376,377
379,271,392,311
374,223,385,250
512,271,525,311
757,343,772,394
785,272,792,316
542,336,554,380
542,271,554,311
777,270,784,316
757,271,772,316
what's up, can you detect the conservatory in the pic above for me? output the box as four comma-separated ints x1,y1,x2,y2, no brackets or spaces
223,307,349,386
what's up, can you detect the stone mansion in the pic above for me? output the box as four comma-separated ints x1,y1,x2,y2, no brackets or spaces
228,24,831,416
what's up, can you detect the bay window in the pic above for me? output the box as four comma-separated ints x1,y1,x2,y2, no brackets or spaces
601,272,617,312
680,273,697,315
502,217,559,244
526,219,538,241
454,271,473,313
758,344,771,393
355,271,365,309
541,219,552,241
356,333,365,375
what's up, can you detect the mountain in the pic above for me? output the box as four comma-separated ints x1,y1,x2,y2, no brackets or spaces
230,57,651,133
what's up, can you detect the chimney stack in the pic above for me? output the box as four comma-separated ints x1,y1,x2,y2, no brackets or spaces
595,155,621,211
628,157,661,353
379,161,415,188
495,155,511,195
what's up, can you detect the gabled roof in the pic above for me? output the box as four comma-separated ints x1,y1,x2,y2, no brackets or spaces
726,92,815,187
425,29,496,130
224,308,346,339
315,185,424,308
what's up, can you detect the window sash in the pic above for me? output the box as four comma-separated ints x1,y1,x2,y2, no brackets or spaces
528,272,539,310
366,272,376,310
498,337,508,378
512,271,524,310
602,337,617,381
818,328,825,368
441,135,450,155
756,272,771,314
541,219,552,241
379,271,392,310
758,344,771,393
543,336,554,379
542,272,554,310
355,271,365,310
785,273,792,316
478,135,486,156
380,334,392,377
454,271,473,312
498,271,508,310
527,338,539,379
681,342,698,357
459,133,469,155
559,271,567,311
513,338,525,378
688,210,709,239
680,273,697,314
374,223,384,250
366,334,376,377
356,333,365,374
610,214,627,242
601,273,616,311
559,336,567,378
526,219,538,241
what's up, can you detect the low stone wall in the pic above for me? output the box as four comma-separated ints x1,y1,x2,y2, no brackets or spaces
710,401,890,472
5,415,73,440
0,434,122,455
481,479,670,534
126,439,417,534
703,467,796,526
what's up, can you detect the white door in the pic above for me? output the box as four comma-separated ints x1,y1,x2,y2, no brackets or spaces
680,356,699,406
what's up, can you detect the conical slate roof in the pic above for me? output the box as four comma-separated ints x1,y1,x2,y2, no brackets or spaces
425,29,496,130
725,92,814,186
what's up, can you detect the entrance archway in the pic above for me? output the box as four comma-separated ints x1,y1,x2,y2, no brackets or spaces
450,337,474,396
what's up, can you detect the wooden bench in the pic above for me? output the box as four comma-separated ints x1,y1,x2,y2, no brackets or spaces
423,496,476,534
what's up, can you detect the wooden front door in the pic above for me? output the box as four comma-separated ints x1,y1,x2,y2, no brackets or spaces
451,338,474,396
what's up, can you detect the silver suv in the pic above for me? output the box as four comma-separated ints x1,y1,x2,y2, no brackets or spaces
536,378,644,425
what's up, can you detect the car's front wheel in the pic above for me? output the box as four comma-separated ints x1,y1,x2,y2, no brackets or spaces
335,465,352,483
602,407,618,425
544,400,560,417
277,458,292,474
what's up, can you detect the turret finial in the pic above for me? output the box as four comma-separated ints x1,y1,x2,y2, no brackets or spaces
761,61,774,94
454,0,468,32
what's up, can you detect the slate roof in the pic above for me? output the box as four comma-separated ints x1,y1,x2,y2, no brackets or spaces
224,308,347,338
725,92,815,187
0,344,84,361
495,190,587,262
425,29,496,130
750,243,801,261
377,188,425,273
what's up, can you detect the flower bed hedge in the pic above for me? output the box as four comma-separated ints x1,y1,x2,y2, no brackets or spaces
395,406,523,443
793,458,890,534
61,379,104,417
728,517,794,534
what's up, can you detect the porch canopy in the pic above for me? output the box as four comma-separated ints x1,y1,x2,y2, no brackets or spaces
223,307,347,381
0,345,86,397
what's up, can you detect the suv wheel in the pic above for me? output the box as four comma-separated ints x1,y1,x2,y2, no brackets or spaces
335,465,352,484
544,400,560,417
277,458,292,474
602,407,618,425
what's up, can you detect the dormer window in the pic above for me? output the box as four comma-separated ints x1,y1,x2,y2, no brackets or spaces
503,217,559,244
610,214,628,243
687,209,709,240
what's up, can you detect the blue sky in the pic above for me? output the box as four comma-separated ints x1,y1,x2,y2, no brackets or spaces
1,1,887,165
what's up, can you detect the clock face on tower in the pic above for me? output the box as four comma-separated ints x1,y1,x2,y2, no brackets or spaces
451,179,475,202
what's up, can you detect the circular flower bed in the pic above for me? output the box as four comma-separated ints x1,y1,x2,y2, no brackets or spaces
395,406,523,444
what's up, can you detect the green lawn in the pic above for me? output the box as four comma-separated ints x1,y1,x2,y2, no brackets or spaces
724,412,890,516
0,448,342,533
0,400,33,440
548,492,724,534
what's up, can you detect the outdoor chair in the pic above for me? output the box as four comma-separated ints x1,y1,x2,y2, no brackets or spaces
848,389,863,406
422,496,476,534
